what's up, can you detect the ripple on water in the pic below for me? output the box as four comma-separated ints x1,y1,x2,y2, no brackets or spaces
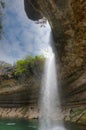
27,125,37,128
6,123,16,126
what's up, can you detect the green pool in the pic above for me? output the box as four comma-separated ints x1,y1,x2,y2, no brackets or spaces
0,119,86,130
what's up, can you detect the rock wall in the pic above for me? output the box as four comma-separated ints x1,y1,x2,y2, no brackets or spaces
0,106,39,120
0,63,42,120
0,63,42,108
24,0,86,124
0,64,86,124
24,0,86,107
0,106,86,125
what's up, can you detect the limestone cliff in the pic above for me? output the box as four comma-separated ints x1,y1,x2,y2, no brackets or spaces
24,0,86,107
0,63,42,108
0,60,43,120
24,0,86,124
0,55,45,120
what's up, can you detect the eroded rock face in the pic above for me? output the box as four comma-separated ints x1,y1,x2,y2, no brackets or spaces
24,0,86,124
0,64,43,107
24,0,86,106
0,106,39,119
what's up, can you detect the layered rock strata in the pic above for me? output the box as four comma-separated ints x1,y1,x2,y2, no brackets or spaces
24,0,86,124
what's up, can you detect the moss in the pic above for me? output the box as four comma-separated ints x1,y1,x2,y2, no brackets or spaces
68,108,86,124
70,108,86,115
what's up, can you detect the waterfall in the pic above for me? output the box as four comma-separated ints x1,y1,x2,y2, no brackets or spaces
39,47,66,130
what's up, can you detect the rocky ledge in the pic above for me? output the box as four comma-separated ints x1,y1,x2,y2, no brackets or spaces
0,106,39,120
0,106,86,125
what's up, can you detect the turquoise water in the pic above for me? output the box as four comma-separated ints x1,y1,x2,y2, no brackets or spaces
0,119,38,130
0,119,86,130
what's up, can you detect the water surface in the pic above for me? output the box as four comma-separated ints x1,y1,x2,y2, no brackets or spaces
0,119,86,130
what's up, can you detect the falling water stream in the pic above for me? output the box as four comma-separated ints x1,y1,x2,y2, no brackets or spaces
39,48,66,130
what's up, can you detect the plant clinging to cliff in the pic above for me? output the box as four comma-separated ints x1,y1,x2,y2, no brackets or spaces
15,55,45,76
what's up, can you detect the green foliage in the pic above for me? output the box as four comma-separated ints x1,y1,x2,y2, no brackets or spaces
14,55,45,76
14,60,28,75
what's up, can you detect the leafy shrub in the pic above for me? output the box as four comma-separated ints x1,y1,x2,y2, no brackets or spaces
14,55,45,76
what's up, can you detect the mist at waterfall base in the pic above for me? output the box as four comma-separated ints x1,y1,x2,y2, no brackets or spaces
39,47,66,130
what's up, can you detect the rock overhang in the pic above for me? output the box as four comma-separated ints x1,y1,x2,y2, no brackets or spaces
24,0,42,21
